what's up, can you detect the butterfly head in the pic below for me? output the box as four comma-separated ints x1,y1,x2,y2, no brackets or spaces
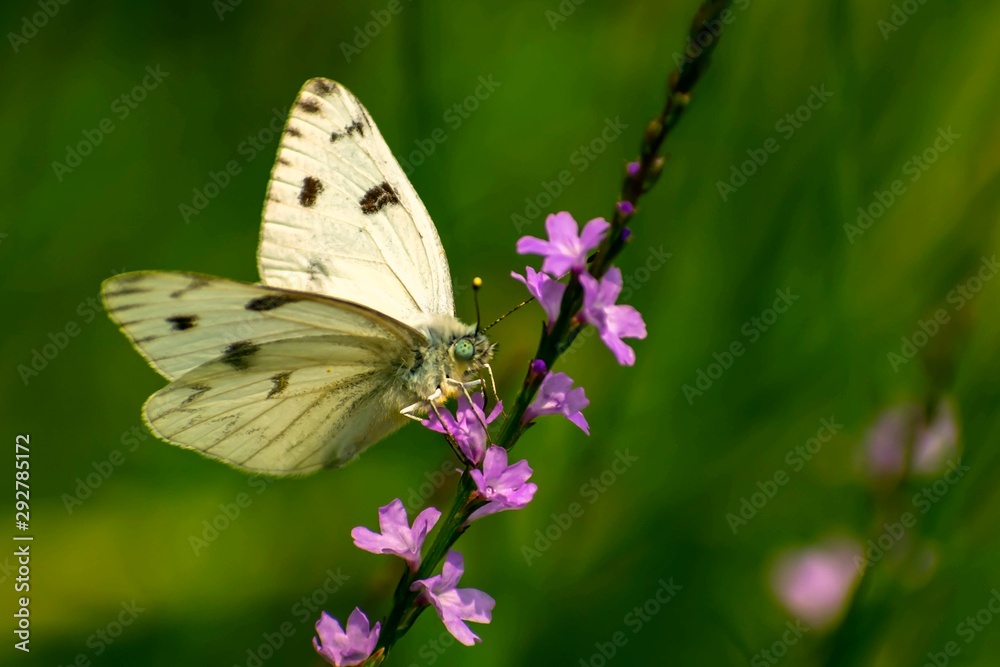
449,331,495,378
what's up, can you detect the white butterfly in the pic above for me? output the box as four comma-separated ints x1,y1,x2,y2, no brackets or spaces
103,78,495,475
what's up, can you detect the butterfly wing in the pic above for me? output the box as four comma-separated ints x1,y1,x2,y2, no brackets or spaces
143,336,409,474
257,78,455,328
103,271,423,474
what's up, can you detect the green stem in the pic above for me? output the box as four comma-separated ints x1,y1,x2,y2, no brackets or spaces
374,1,733,659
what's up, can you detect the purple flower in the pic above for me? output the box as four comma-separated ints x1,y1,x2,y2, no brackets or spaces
617,201,635,216
530,358,548,375
626,161,641,176
411,551,495,646
468,446,538,522
422,393,502,465
313,608,380,667
524,371,589,434
579,267,647,366
860,398,960,480
511,267,566,325
351,499,441,571
516,212,609,277
770,539,863,630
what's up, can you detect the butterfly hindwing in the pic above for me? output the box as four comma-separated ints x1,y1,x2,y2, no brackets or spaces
143,335,410,474
257,78,456,329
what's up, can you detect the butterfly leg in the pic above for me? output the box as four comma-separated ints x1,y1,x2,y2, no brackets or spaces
481,363,505,419
400,388,444,421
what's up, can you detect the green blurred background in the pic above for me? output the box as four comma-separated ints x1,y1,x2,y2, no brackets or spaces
3,1,1000,665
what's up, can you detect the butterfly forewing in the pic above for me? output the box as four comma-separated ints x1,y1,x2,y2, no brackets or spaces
102,271,422,381
258,78,455,328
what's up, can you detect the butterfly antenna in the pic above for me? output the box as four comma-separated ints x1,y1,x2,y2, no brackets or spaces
473,277,483,333
483,296,535,332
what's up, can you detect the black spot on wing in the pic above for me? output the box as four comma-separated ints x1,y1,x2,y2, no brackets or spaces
299,177,323,207
311,79,336,96
267,371,291,398
166,315,198,331
245,294,301,311
307,259,330,278
331,120,365,142
285,126,302,138
360,182,400,215
298,97,321,114
346,120,364,137
220,341,260,371
277,157,291,166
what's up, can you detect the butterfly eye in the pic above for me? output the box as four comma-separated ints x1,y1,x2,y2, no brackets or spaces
453,338,476,362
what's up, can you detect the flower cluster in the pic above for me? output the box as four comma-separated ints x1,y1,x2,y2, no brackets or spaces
313,211,645,664
314,394,544,664
514,212,647,366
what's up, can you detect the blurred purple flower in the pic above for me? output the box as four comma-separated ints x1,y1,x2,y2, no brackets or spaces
862,399,959,479
524,371,589,434
770,539,862,630
516,212,609,277
626,161,641,176
579,267,647,366
411,551,495,646
469,446,538,522
530,358,548,375
313,608,380,667
511,266,566,325
422,393,502,466
351,499,441,571
913,399,959,475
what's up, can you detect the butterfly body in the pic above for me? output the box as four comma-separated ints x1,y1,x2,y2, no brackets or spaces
103,78,494,475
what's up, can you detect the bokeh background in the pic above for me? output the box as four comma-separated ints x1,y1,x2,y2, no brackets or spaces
3,1,1000,665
